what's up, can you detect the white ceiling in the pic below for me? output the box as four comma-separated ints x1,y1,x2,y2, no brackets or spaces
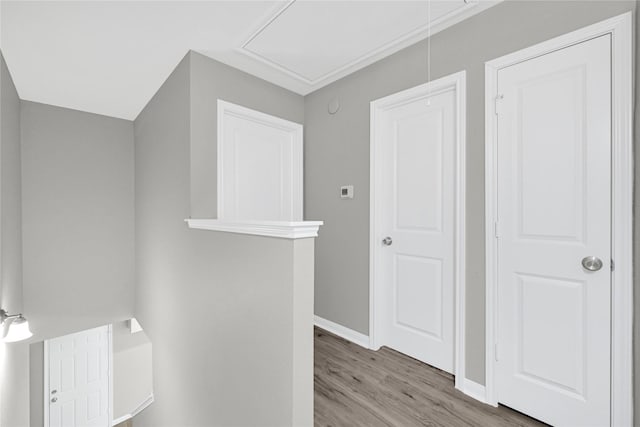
0,0,500,120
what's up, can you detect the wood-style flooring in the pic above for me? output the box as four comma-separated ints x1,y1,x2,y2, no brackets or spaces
314,327,546,427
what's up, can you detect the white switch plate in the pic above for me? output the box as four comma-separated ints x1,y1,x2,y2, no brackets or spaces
340,185,354,199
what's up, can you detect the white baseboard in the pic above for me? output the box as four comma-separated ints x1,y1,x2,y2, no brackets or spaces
112,393,155,426
132,393,155,417
314,315,370,349
112,414,131,426
456,378,491,405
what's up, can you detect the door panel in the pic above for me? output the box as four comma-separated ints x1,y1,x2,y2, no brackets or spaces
517,67,586,241
395,254,443,338
394,108,443,232
516,274,586,395
48,325,110,427
496,35,611,426
378,85,457,373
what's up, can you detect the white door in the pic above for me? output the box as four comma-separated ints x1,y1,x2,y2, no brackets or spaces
375,79,460,374
47,325,111,427
495,35,611,426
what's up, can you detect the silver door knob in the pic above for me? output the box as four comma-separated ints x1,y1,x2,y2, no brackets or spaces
382,237,393,246
51,397,57,403
582,256,603,272
51,390,57,395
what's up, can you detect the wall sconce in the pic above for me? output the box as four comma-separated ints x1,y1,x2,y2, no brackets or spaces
0,309,32,343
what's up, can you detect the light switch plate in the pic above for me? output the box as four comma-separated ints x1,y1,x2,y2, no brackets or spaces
340,185,354,199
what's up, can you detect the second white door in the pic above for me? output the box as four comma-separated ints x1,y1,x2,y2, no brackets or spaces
373,73,464,374
494,34,611,426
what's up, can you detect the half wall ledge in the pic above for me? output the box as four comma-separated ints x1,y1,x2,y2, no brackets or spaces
184,219,323,239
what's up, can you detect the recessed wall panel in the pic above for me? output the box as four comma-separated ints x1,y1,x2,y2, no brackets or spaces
224,115,293,221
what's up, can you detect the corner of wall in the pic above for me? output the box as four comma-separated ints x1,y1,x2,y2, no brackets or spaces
188,50,219,219
0,49,30,427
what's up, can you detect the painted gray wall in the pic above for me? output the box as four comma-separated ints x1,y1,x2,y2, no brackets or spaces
0,52,29,427
112,321,153,420
291,238,315,426
28,342,43,427
189,51,306,218
134,52,312,426
21,101,136,426
21,101,135,341
305,0,636,385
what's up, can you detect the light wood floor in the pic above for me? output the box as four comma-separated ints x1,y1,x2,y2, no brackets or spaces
314,327,546,427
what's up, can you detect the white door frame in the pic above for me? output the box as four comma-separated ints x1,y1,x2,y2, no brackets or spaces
43,324,114,427
484,12,633,425
369,70,467,386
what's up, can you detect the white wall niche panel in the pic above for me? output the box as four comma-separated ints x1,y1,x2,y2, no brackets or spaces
217,100,303,221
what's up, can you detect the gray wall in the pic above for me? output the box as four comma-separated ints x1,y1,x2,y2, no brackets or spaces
28,343,43,427
305,0,636,385
189,51,306,218
134,52,312,426
21,102,136,426
291,239,315,426
0,53,29,427
112,321,153,420
21,101,135,341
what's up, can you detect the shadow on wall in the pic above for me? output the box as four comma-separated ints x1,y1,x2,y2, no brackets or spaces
29,319,154,426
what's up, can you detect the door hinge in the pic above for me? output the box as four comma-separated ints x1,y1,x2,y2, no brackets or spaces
494,221,500,239
495,94,504,115
611,259,615,271
495,343,499,362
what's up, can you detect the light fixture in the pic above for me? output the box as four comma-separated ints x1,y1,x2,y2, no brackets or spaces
0,309,33,343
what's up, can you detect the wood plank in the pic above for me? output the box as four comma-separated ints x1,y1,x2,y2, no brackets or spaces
315,327,547,427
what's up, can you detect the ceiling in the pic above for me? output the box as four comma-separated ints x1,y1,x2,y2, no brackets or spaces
0,0,500,120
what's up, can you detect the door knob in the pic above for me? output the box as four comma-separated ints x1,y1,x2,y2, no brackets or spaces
51,390,57,395
382,237,393,246
582,256,603,272
51,397,57,403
